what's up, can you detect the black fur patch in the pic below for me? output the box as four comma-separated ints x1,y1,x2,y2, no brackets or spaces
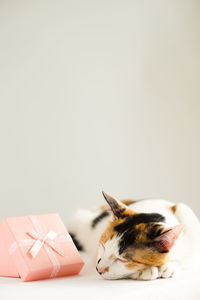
146,223,164,240
69,232,84,251
114,213,165,254
118,228,139,254
91,211,110,228
114,213,165,234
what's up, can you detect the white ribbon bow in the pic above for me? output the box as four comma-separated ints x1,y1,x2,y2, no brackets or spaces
27,229,64,258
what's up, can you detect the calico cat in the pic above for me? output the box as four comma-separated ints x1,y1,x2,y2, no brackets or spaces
67,192,200,280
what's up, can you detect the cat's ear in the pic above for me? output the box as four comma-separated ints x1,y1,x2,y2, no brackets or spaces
153,224,184,253
102,191,129,218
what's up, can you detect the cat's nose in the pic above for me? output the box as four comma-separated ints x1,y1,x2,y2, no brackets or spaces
96,259,109,275
96,258,105,275
96,266,109,275
96,266,104,275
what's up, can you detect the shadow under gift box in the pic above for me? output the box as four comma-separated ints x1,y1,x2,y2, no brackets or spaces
0,214,84,281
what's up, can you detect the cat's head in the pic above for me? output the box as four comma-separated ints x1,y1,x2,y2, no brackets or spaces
96,192,183,279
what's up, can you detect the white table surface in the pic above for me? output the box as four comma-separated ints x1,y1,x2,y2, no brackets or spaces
1,259,200,300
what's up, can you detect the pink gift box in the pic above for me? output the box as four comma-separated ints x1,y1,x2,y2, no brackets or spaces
0,214,84,281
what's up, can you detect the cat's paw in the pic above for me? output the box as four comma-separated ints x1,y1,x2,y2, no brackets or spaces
159,262,179,278
131,267,159,281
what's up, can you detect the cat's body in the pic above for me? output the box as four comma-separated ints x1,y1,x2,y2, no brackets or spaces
67,194,200,280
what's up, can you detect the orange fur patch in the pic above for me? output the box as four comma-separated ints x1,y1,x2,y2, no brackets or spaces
169,204,178,214
99,219,120,244
104,267,109,273
121,199,136,206
126,248,168,270
134,223,165,243
109,254,116,260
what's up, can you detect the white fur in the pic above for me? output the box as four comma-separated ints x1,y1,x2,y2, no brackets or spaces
67,199,200,280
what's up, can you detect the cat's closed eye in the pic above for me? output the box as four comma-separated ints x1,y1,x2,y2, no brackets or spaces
115,258,127,263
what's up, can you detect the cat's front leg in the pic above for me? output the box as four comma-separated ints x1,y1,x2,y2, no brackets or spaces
131,266,159,280
158,262,179,278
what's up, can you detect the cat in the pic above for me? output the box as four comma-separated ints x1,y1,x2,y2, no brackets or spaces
67,191,200,280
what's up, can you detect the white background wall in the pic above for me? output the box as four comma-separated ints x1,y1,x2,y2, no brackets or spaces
0,0,200,221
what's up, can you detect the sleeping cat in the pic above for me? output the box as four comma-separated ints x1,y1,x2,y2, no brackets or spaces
67,192,200,280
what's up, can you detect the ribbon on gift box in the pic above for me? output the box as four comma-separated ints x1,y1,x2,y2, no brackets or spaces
26,229,65,258
8,216,72,278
